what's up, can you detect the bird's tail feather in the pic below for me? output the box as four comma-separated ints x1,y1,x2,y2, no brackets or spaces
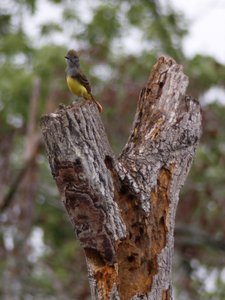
90,94,103,113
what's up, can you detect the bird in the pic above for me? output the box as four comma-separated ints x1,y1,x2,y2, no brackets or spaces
65,50,103,113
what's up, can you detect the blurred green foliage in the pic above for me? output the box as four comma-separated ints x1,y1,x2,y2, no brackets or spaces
0,0,225,299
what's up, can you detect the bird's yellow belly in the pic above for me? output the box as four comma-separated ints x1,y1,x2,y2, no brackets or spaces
66,76,90,99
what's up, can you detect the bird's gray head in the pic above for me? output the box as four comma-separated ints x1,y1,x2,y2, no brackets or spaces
65,49,80,68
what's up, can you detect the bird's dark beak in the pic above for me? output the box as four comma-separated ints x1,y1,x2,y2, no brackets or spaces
64,56,69,59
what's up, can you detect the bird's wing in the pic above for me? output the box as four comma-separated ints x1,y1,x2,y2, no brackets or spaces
72,70,91,93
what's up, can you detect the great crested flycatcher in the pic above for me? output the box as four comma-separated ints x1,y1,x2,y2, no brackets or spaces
65,50,103,113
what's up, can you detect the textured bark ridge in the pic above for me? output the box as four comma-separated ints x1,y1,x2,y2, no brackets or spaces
40,56,201,300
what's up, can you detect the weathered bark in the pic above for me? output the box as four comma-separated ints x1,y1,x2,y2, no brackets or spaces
40,56,201,300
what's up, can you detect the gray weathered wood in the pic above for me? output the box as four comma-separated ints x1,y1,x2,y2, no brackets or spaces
40,56,201,300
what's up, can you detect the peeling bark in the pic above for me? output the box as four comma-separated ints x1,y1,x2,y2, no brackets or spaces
40,56,201,300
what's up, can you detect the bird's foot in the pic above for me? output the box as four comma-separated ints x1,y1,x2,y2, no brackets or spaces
71,97,80,105
58,103,66,109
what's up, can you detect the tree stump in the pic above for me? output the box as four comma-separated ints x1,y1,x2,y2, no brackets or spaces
40,56,202,300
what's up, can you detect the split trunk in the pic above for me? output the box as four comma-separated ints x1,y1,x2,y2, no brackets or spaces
40,56,202,300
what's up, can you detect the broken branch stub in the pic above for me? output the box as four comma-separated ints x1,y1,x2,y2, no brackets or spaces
40,56,201,300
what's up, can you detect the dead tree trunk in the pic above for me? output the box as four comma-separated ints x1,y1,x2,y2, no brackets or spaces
40,56,201,300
